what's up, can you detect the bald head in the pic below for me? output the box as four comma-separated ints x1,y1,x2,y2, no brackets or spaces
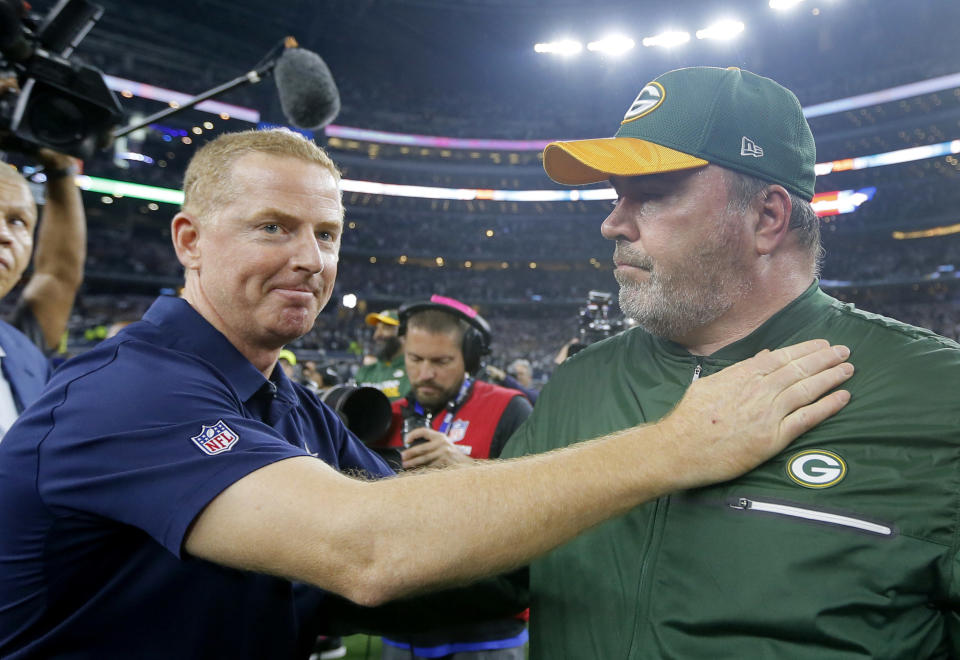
0,163,38,299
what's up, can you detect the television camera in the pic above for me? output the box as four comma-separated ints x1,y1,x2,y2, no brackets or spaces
0,0,122,160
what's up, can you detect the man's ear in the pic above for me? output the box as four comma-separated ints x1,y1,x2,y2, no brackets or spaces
753,185,793,256
171,212,202,270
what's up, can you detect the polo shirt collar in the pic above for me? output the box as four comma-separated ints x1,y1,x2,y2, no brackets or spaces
652,279,828,363
141,296,274,402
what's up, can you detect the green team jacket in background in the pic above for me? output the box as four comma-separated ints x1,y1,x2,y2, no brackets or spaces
502,282,960,659
355,356,409,402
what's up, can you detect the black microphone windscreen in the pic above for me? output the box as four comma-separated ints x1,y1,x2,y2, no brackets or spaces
274,48,341,130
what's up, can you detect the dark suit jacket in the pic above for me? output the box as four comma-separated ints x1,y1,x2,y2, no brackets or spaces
0,319,50,412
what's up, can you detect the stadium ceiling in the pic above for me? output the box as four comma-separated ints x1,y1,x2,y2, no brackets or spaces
70,0,954,102
29,0,960,175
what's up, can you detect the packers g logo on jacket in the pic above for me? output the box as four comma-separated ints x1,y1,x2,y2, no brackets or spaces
786,449,847,488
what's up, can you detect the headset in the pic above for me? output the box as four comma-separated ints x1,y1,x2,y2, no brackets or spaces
398,295,492,375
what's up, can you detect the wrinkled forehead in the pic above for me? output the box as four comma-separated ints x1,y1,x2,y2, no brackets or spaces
205,153,344,225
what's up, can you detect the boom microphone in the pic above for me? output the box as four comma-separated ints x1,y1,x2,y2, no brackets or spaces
274,47,341,130
113,39,341,139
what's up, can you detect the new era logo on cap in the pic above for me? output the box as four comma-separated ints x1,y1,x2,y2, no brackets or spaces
741,136,764,158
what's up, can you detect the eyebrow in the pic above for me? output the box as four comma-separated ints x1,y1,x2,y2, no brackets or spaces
3,201,37,226
249,208,343,228
407,352,455,362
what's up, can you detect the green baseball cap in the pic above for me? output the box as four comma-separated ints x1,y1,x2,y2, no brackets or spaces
543,66,816,201
365,309,399,326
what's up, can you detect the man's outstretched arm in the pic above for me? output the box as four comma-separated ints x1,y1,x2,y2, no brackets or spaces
186,339,853,607
21,149,85,351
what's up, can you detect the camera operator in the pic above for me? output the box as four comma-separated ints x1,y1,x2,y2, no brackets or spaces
485,359,538,404
0,130,84,435
378,295,532,658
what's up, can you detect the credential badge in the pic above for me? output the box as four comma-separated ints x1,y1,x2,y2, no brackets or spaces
191,420,240,456
448,419,470,443
623,82,665,123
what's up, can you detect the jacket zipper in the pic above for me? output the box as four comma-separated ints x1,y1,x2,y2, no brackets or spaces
730,497,893,536
691,362,702,382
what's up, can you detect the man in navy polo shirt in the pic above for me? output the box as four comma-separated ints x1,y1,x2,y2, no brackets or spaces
0,128,854,659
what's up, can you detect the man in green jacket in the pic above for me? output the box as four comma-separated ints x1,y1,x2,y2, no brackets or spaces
502,66,960,658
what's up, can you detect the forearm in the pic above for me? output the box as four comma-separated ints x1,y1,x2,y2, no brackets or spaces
188,428,666,608
356,426,668,598
22,171,86,348
33,172,85,282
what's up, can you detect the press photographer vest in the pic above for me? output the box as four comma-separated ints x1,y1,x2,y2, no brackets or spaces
385,380,521,458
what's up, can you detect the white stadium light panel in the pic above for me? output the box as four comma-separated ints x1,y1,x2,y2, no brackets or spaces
533,39,583,55
586,35,636,56
696,20,745,41
641,31,691,48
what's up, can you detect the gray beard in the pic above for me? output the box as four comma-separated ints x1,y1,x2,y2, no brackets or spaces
614,238,752,341
617,271,744,339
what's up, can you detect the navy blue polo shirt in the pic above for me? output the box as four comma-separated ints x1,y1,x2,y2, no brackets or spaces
0,296,393,659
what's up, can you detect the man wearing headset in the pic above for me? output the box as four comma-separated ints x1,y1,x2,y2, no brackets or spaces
378,294,532,658
382,295,532,471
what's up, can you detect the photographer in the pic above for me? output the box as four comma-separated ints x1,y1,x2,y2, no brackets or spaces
0,140,84,435
378,295,532,658
484,359,537,405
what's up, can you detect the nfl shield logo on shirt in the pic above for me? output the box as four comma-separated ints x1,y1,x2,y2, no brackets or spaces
191,420,240,456
448,419,470,443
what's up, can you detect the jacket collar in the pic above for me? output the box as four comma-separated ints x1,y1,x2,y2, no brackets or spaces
651,279,830,364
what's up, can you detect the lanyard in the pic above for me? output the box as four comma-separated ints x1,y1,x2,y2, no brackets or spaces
412,376,472,435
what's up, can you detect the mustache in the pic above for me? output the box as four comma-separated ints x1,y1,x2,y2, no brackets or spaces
613,241,654,270
413,380,441,390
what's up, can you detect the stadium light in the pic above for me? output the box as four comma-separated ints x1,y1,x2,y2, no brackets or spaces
696,20,745,41
341,293,358,309
769,0,804,9
586,34,636,56
641,31,690,48
534,39,583,55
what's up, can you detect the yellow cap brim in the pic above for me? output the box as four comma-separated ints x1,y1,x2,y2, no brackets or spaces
543,137,709,185
365,313,399,327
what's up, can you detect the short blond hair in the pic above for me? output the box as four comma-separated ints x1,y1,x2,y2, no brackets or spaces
181,128,341,220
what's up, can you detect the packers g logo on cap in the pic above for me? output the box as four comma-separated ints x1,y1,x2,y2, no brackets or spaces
623,82,665,123
786,449,847,488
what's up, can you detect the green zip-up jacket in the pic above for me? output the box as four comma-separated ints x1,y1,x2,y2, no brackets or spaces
502,282,960,659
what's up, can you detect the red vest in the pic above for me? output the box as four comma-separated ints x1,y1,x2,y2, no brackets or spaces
383,380,522,459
